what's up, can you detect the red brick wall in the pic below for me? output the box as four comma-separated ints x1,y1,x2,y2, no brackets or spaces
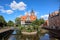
48,12,60,27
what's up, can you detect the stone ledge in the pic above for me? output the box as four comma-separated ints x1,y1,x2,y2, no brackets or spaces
21,31,37,35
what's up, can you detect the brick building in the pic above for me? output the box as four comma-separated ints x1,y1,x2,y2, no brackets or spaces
48,9,60,28
42,20,49,27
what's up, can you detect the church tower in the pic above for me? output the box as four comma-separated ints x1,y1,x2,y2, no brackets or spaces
31,10,35,16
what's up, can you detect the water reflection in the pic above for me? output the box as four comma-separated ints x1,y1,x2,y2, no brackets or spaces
40,34,50,40
8,35,16,40
8,30,55,40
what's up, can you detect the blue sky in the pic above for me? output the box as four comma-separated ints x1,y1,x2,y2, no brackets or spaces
0,0,59,22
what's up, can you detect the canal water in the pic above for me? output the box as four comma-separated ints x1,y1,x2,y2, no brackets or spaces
7,30,57,40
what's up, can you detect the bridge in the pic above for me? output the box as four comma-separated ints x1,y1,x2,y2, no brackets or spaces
0,27,14,33
0,27,15,40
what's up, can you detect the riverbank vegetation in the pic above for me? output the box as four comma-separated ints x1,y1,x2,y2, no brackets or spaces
17,18,46,33
0,15,14,28
0,15,48,34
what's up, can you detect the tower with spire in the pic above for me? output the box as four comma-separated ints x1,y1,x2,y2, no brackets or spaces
31,10,35,16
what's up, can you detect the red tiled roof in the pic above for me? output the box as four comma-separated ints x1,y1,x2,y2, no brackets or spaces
21,15,36,21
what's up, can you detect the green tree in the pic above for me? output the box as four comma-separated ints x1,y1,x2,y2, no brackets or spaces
31,19,40,26
31,18,45,26
0,15,7,27
39,18,45,25
7,20,14,27
15,17,21,26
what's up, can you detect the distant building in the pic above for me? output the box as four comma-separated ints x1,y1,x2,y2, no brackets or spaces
48,9,60,28
42,8,60,28
42,20,49,27
20,10,36,25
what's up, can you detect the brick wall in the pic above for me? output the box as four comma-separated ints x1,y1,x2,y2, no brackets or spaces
48,11,60,27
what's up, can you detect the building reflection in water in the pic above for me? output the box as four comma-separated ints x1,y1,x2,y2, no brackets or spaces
8,30,58,40
8,31,50,40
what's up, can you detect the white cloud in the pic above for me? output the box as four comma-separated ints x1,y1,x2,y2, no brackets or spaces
40,14,49,20
10,1,27,10
35,11,39,16
24,12,29,15
0,6,13,14
6,10,13,14
24,12,27,15
0,6,4,9
18,15,22,17
0,8,13,14
0,9,6,13
0,6,5,13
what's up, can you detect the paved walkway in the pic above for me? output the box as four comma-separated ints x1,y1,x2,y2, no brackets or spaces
0,27,14,33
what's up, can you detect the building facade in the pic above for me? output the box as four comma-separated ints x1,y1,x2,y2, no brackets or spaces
20,10,36,25
48,9,60,28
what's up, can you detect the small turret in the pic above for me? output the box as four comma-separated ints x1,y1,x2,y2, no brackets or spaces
59,7,60,13
49,14,50,17
25,12,29,16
